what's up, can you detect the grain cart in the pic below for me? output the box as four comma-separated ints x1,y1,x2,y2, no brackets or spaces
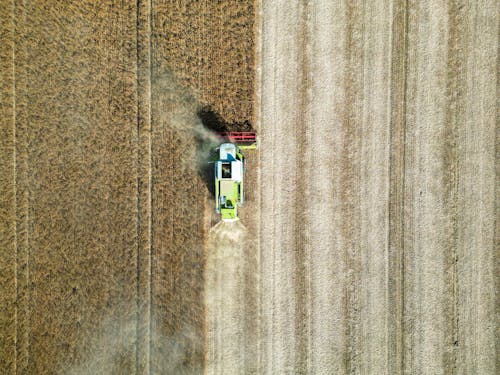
214,132,257,222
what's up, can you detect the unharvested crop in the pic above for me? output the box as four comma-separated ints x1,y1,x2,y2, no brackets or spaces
0,0,256,374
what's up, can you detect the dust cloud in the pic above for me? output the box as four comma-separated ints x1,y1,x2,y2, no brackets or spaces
151,71,224,199
60,306,201,375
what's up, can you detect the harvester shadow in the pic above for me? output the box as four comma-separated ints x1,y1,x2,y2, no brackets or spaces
195,106,256,197
198,106,254,133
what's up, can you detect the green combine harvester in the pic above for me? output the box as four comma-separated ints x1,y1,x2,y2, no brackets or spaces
214,132,257,222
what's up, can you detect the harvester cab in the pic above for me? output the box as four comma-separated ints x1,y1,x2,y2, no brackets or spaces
214,132,257,222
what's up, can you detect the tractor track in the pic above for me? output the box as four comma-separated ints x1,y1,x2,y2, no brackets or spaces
292,1,311,372
387,0,408,371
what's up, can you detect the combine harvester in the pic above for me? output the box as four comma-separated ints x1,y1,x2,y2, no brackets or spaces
214,132,257,222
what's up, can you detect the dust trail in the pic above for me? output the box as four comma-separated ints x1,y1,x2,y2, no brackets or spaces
205,221,248,374
61,306,202,375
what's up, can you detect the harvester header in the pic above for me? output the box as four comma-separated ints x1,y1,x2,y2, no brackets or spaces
217,132,257,150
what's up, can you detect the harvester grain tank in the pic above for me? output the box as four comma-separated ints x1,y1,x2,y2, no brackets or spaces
214,132,257,222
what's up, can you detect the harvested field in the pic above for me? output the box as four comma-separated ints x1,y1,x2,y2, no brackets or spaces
205,221,248,374
257,0,497,374
0,0,497,374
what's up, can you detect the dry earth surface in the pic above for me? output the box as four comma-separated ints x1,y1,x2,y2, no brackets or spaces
257,0,497,374
0,0,497,374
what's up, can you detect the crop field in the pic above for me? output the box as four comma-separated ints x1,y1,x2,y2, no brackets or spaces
0,1,497,375
0,0,255,374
